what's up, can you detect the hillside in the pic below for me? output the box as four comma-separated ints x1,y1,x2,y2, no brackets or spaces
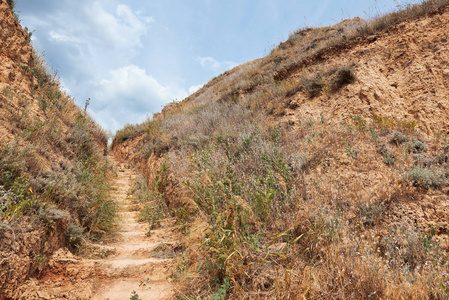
112,1,449,299
0,0,115,298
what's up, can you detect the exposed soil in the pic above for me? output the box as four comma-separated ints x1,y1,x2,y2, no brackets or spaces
16,156,180,300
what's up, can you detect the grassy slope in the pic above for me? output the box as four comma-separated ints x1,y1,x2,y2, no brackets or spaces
0,1,117,296
113,1,449,298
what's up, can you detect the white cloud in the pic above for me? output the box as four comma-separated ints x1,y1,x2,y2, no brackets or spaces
97,65,187,104
188,83,204,94
48,31,81,43
84,2,153,49
197,56,237,71
92,65,187,131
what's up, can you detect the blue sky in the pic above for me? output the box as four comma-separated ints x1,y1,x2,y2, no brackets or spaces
15,0,420,132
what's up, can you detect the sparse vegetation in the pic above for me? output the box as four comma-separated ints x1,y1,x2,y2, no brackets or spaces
0,11,115,266
378,144,396,166
133,177,168,233
108,0,449,298
6,0,14,11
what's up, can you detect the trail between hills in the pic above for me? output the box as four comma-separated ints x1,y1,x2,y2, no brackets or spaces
23,156,180,300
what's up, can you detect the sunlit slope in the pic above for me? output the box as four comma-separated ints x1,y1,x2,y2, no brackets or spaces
113,2,449,299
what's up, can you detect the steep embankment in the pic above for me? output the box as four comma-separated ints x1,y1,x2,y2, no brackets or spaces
113,2,449,299
0,0,112,298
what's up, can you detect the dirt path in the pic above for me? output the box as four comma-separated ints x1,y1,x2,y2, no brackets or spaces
21,157,180,300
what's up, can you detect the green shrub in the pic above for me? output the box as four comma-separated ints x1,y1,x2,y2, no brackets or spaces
408,166,446,189
404,140,427,153
389,131,409,145
65,223,86,251
130,291,142,300
0,222,11,237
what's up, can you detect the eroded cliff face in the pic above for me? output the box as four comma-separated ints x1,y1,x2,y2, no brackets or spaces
112,3,449,298
277,9,449,133
0,1,110,298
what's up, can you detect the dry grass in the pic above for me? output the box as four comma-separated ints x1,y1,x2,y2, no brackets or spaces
117,103,449,298
113,0,449,298
1,47,115,247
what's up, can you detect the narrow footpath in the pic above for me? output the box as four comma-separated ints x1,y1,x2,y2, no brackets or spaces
21,156,180,300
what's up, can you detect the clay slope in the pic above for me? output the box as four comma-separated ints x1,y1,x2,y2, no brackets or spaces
0,0,111,298
113,2,449,299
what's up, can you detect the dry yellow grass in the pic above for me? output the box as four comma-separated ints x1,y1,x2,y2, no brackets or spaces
113,1,449,298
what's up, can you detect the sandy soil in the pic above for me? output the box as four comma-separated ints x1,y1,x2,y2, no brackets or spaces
18,156,180,300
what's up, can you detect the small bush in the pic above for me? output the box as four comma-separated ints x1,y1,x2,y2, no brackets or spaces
65,223,86,251
113,123,147,144
379,222,433,270
330,66,355,91
31,54,55,88
408,166,446,189
0,222,11,237
38,206,69,221
359,202,384,227
302,73,324,98
389,130,410,145
130,291,142,300
378,144,396,166
6,0,15,11
404,140,427,153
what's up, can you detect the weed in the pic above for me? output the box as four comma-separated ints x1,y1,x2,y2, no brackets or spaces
302,73,324,98
378,144,396,166
34,253,48,267
348,114,367,131
133,177,168,232
114,123,146,144
129,291,142,300
31,53,56,88
374,116,416,134
389,130,410,145
0,222,11,237
359,202,383,227
330,66,355,91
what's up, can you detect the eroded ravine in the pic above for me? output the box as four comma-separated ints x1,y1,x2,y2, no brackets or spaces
20,156,180,300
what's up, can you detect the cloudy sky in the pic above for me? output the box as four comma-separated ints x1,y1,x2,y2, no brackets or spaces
15,0,420,132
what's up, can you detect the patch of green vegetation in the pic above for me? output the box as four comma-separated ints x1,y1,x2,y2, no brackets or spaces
408,166,447,189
